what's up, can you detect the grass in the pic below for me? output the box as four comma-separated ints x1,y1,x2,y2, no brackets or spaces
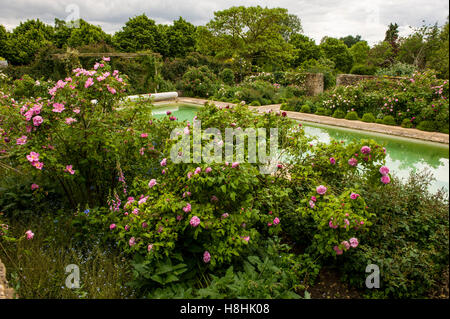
0,213,135,299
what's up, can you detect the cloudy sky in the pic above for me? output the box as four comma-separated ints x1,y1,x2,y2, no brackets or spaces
0,0,448,45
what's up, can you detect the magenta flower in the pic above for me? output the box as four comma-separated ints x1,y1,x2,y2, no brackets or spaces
349,237,359,248
109,224,116,230
26,152,40,163
381,175,391,184
221,213,229,219
316,185,327,195
333,245,343,255
350,192,360,199
129,237,136,247
273,217,280,225
183,203,192,213
16,136,28,145
203,251,211,263
103,56,110,62
160,158,167,167
85,77,94,88
361,146,371,154
329,220,338,229
148,179,157,188
241,236,250,242
64,165,75,175
311,196,317,202
342,241,350,250
31,183,39,190
348,158,358,166
33,116,43,126
329,157,336,164
25,230,34,240
52,103,65,113
205,167,212,173
379,166,390,176
231,162,239,168
194,167,201,175
309,200,315,209
190,216,200,227
141,133,148,138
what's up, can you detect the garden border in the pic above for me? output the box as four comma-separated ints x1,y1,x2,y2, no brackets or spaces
176,97,449,145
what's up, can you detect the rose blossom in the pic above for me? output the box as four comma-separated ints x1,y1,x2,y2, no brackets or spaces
31,183,39,190
381,175,391,184
361,146,371,154
350,192,360,199
25,230,34,240
190,216,201,227
316,185,327,195
148,179,157,188
109,224,116,230
348,158,358,166
379,166,390,176
349,237,359,248
33,116,43,126
329,157,336,164
203,251,211,263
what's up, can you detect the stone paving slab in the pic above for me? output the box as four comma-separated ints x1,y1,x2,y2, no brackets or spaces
177,98,449,145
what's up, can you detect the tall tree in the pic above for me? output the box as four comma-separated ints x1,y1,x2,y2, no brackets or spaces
66,19,111,48
0,25,8,58
165,17,197,58
6,19,54,65
349,40,370,64
289,34,322,67
339,35,363,48
384,22,400,60
113,14,160,52
319,37,354,73
197,6,301,69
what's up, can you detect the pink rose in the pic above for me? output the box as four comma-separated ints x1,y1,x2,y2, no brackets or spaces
190,216,200,227
273,217,280,225
361,146,371,154
194,167,201,175
348,158,358,166
381,175,391,184
205,167,212,173
109,224,116,230
329,157,336,164
333,245,343,255
316,185,327,195
129,237,136,246
148,244,154,252
25,230,34,240
148,179,157,188
183,203,192,213
160,158,167,167
33,116,43,126
342,241,350,250
379,166,390,176
350,192,360,199
231,162,239,168
203,251,211,263
31,183,39,190
349,237,359,248
16,136,28,145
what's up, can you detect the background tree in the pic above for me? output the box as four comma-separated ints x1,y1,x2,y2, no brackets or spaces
165,17,197,58
0,24,8,58
367,41,395,68
289,34,322,67
427,18,449,78
384,22,400,62
5,19,54,65
339,35,363,48
113,14,160,52
319,37,354,73
198,6,301,70
349,41,370,65
66,19,111,48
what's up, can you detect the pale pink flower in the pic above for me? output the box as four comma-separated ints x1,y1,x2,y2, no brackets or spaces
25,230,34,240
342,241,351,250
183,203,192,213
333,245,343,255
65,117,77,125
316,185,327,195
241,236,250,242
221,213,229,219
160,158,167,167
190,216,200,227
194,167,201,175
231,162,239,168
141,133,148,138
26,151,40,163
16,136,28,145
52,103,65,113
103,57,110,62
148,244,154,252
349,237,359,248
148,179,157,188
73,108,81,114
348,158,358,166
32,162,44,170
379,166,390,176
329,220,338,229
187,172,193,179
107,85,116,94
64,165,75,175
203,251,211,263
129,237,136,246
85,77,94,88
33,116,43,126
205,167,212,173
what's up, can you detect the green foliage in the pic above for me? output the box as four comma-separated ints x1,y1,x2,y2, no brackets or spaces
349,41,370,64
350,64,377,75
315,107,327,115
180,66,218,97
376,62,417,77
361,113,376,123
220,68,235,85
345,111,359,120
416,120,437,132
382,115,397,125
320,37,354,73
300,104,312,113
290,34,322,67
332,109,346,119
401,118,413,128
339,35,363,48
113,14,160,53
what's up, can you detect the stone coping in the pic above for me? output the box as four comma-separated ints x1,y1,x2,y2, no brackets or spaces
176,98,449,145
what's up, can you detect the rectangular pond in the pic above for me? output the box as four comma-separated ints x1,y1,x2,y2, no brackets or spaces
152,103,449,193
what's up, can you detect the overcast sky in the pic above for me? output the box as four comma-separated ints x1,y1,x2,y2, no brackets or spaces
0,0,448,45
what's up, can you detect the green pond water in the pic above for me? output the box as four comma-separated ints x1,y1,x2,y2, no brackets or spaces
153,104,449,193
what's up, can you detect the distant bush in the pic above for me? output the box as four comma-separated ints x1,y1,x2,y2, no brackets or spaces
249,100,261,106
350,64,377,75
300,104,311,113
375,119,384,124
332,109,346,119
361,113,376,123
345,111,359,120
220,68,235,85
401,118,413,128
416,120,437,132
376,62,417,77
382,115,396,126
315,107,327,115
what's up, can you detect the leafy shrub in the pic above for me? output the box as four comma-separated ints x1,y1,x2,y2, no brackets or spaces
416,120,437,132
332,109,346,119
315,107,327,115
180,66,217,97
300,105,311,113
382,115,396,125
249,100,261,106
345,111,359,120
375,119,384,124
220,68,235,85
401,118,413,128
376,62,417,77
350,64,377,75
361,113,376,123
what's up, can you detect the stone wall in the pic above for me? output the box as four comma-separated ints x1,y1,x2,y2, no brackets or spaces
304,73,324,96
336,74,407,86
0,257,15,299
